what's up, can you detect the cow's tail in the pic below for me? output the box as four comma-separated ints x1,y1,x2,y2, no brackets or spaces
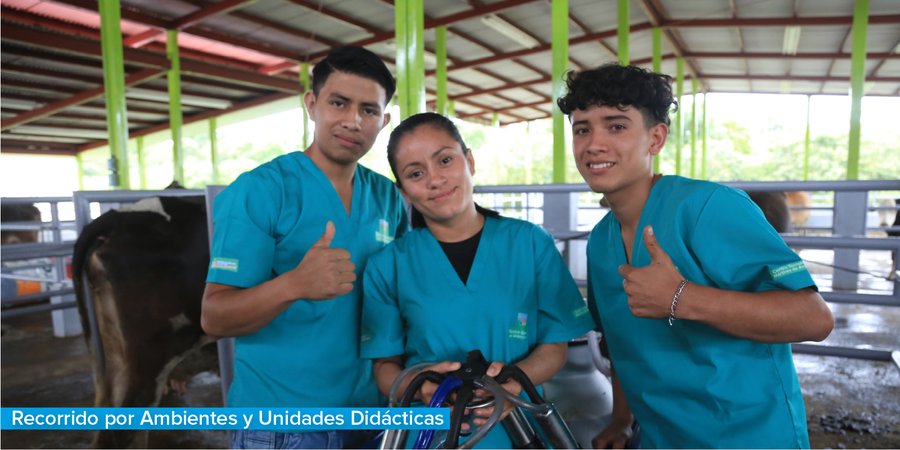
71,210,126,343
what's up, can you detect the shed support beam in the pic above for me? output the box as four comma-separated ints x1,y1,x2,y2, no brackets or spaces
99,0,130,188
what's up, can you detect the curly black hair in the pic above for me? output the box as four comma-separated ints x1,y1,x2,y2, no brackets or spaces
556,63,677,127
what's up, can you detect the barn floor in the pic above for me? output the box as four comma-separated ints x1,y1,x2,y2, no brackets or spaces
2,300,899,449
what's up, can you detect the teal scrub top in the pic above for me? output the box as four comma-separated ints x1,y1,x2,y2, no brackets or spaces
587,176,814,449
207,151,408,408
361,215,594,448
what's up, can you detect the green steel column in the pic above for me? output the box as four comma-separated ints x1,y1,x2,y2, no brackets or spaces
551,0,568,183
136,136,147,189
98,0,130,188
394,0,425,119
435,26,449,115
847,0,868,180
167,30,184,185
804,95,811,180
701,93,708,180
652,28,662,72
76,154,85,190
617,0,629,64
209,117,220,184
652,27,662,173
674,57,684,175
690,77,698,178
492,111,500,127
448,99,455,117
394,0,408,116
300,62,310,148
412,0,425,114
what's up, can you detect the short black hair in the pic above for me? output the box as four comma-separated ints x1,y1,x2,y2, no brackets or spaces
557,63,677,127
311,46,396,104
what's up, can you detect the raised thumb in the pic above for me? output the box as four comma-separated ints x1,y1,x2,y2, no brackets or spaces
313,221,335,248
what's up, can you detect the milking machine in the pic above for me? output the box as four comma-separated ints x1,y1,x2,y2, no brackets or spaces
378,350,580,449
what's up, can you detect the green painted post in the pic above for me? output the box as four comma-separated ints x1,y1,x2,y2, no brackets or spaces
804,96,811,181
394,0,425,119
690,77,698,178
209,117,220,184
394,0,409,118
675,57,684,175
652,27,662,173
98,0,130,189
617,0,629,65
492,111,500,127
136,136,147,189
652,28,662,72
847,0,868,180
411,0,425,114
167,30,184,185
435,26,449,115
300,62,310,148
551,0,568,183
701,93,708,180
448,99,455,117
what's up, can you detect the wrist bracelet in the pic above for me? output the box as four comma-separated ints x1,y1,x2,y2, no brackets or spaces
668,279,687,326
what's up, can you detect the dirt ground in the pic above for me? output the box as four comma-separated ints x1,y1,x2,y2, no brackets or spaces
2,305,898,449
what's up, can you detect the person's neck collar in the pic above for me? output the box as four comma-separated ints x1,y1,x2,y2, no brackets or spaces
608,173,662,230
427,205,485,243
304,144,357,185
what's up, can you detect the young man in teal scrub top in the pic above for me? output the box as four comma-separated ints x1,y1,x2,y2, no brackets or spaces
557,63,834,449
201,46,408,449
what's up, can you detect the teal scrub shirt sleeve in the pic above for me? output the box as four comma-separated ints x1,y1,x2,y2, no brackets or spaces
206,172,281,288
532,228,594,343
690,187,816,292
360,252,405,359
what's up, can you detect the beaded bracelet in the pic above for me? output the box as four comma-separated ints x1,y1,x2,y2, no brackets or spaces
668,279,688,326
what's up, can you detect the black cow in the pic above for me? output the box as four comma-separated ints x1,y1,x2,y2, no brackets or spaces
71,195,212,448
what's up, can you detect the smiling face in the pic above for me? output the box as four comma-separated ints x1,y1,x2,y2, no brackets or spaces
393,124,477,227
571,104,667,200
304,71,391,167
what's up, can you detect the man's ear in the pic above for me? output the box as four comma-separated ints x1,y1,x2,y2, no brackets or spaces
304,91,317,122
648,123,668,156
381,111,391,130
466,150,476,176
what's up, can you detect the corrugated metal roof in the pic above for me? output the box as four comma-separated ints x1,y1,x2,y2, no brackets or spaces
2,0,898,155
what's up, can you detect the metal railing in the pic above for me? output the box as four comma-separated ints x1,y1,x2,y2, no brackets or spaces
475,179,900,365
1,197,79,328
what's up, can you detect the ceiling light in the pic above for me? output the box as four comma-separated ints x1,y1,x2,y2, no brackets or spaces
782,26,801,55
480,14,540,49
2,98,41,110
14,126,111,140
126,88,233,109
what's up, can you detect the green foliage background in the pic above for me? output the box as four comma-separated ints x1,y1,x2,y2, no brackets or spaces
74,93,899,190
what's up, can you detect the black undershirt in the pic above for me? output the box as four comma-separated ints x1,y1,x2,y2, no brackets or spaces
438,228,483,285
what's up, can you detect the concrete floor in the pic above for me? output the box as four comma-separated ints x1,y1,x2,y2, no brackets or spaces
2,298,898,449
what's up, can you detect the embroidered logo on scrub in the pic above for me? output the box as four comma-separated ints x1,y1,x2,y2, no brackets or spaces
573,305,590,318
770,261,806,280
375,219,394,245
508,313,528,340
210,257,239,272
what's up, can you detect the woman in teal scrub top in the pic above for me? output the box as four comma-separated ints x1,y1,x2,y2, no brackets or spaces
360,112,594,448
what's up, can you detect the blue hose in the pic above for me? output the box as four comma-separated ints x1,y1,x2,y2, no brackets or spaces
413,376,462,449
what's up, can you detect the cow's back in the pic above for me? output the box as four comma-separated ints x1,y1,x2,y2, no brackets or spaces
71,196,212,448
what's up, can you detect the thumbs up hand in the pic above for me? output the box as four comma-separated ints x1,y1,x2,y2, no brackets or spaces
285,221,356,300
617,226,685,319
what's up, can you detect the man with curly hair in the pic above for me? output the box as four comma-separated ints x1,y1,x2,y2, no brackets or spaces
557,63,834,448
